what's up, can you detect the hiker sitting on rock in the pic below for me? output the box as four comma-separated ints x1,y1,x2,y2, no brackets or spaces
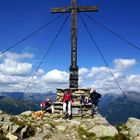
62,89,74,119
90,88,101,116
40,98,54,113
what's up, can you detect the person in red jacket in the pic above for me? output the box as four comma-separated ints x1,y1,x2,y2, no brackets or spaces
62,89,74,119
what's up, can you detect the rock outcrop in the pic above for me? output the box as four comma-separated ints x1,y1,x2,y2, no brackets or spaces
120,117,140,140
0,109,140,140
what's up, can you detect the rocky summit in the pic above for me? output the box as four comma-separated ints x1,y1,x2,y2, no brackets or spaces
0,110,140,140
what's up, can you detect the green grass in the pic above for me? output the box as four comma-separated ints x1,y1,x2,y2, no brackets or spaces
115,123,128,132
43,133,52,139
0,135,9,140
53,114,63,119
0,131,9,140
9,116,31,127
100,133,130,140
78,127,96,140
32,122,44,128
10,116,25,126
47,121,57,128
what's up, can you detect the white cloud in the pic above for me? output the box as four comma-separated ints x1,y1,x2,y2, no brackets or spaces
0,75,19,84
87,67,110,79
0,51,33,60
0,55,140,94
79,68,89,76
113,58,136,71
0,59,32,76
36,69,45,77
42,69,69,84
77,59,139,94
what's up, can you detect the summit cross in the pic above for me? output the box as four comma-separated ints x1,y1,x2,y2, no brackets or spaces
51,0,98,88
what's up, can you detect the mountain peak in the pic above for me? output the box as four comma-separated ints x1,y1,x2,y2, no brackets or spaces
0,110,140,140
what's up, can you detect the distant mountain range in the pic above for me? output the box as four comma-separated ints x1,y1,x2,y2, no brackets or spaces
0,92,56,115
0,91,140,124
99,91,140,124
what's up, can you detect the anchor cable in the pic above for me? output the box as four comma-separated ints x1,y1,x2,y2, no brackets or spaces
10,14,69,114
0,14,64,56
85,13,140,51
79,13,140,117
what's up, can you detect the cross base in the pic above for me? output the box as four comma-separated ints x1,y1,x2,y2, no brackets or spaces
54,88,91,115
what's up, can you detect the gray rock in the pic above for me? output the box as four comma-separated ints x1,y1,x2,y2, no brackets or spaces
81,119,95,130
0,110,4,114
93,114,110,126
88,125,118,137
20,111,32,116
3,115,11,122
21,126,28,138
68,120,81,126
1,124,9,133
36,127,43,134
126,117,140,138
11,124,21,133
44,123,52,130
54,118,67,123
6,132,18,140
56,125,67,132
42,128,51,134
0,116,4,121
3,110,140,140
133,134,140,140
30,133,51,140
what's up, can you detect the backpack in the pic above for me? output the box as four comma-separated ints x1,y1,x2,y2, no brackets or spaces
90,92,102,104
40,100,46,108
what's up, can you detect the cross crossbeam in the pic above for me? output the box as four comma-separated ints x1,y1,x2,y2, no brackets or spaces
51,0,98,88
51,6,98,13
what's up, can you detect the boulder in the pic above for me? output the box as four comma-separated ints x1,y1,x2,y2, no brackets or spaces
126,117,140,138
0,110,4,114
20,111,32,116
1,124,10,133
133,134,140,140
88,125,118,137
2,110,140,140
56,125,67,132
6,132,18,140
81,119,95,130
11,124,21,133
0,116,4,121
21,126,28,138
36,127,43,134
44,123,52,130
68,120,81,126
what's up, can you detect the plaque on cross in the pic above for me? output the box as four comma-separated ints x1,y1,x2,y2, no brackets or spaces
51,0,98,88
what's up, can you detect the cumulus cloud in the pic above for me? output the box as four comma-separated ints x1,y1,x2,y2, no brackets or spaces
0,51,33,60
42,69,69,84
0,75,19,84
78,58,139,94
79,68,89,76
0,59,32,76
0,51,33,76
35,69,45,77
0,55,140,94
113,58,136,71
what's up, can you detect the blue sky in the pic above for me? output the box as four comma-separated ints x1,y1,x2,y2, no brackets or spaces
0,0,140,93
